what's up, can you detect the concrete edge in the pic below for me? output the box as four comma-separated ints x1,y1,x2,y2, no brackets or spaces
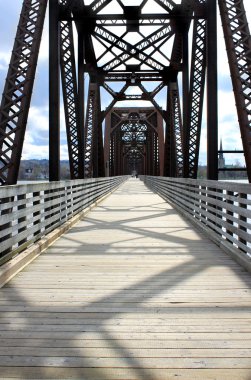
0,189,115,288
153,189,251,275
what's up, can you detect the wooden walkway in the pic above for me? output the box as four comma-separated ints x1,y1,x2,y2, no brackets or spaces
1,178,251,379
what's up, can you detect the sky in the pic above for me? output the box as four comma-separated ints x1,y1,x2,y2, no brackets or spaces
0,0,250,166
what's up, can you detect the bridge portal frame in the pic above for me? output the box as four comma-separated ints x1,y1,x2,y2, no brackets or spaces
0,0,251,184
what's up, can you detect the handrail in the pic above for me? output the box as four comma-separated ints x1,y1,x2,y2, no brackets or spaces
140,176,251,268
0,176,127,265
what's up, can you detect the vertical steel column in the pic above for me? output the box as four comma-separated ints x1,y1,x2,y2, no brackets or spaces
0,0,48,185
164,85,172,177
184,15,207,178
49,0,60,181
111,134,115,176
157,111,164,176
173,83,184,177
97,115,105,177
145,129,150,175
149,129,154,175
84,81,98,177
218,0,251,182
60,16,84,179
78,31,85,174
114,129,120,176
206,0,218,180
154,132,159,176
119,135,123,175
182,29,189,176
84,80,104,178
92,94,103,178
104,112,111,176
165,82,183,177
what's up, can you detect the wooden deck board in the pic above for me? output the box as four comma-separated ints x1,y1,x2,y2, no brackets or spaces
0,178,251,379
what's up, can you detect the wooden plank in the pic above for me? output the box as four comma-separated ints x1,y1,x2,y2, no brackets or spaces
1,331,251,340
1,311,251,319
1,305,251,313
0,347,250,358
0,356,250,368
0,367,251,380
2,289,251,296
0,323,251,333
1,317,251,326
1,338,251,349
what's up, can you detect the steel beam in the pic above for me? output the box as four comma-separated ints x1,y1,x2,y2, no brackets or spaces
206,0,218,180
218,0,251,182
182,30,189,176
184,16,206,178
3,0,250,183
78,30,85,175
164,82,183,177
60,17,84,179
49,0,60,181
84,81,104,178
0,0,48,185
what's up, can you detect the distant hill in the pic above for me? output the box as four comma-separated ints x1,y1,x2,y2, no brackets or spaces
18,159,70,180
18,159,247,181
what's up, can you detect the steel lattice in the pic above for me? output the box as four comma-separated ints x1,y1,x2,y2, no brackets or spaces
105,108,163,176
0,0,47,185
60,18,84,179
1,0,251,183
84,82,100,178
185,17,206,178
219,0,251,182
166,82,183,177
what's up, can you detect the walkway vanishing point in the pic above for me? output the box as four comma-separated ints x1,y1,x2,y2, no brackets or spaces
1,179,251,379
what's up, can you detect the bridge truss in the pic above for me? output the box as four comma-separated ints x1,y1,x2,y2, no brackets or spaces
104,108,164,176
0,0,251,184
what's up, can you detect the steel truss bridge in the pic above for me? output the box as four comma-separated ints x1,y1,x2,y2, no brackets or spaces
0,0,251,185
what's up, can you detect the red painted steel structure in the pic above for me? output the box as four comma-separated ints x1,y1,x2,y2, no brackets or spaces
0,0,250,184
0,0,48,185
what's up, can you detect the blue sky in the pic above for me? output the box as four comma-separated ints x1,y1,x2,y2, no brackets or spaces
0,0,250,165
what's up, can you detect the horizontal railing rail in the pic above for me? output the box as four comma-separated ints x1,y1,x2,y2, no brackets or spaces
141,176,251,265
0,176,127,265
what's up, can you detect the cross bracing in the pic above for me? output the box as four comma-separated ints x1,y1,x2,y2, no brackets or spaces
0,0,251,184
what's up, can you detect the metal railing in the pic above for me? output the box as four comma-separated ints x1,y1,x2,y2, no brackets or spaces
0,176,127,265
141,176,251,262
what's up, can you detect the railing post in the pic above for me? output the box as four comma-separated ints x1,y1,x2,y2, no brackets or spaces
226,190,234,244
216,188,223,235
239,193,247,250
17,193,27,246
33,190,41,237
200,185,206,224
44,187,53,230
0,197,13,261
